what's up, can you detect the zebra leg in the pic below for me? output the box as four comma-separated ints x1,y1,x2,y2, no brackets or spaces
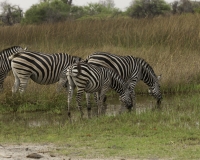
131,90,136,112
0,76,6,93
67,75,75,118
102,94,107,113
97,94,107,116
12,71,20,94
76,89,84,118
96,87,108,116
101,86,109,115
57,74,68,92
19,78,29,94
67,85,73,118
85,93,92,118
93,92,99,116
129,82,137,112
96,92,102,116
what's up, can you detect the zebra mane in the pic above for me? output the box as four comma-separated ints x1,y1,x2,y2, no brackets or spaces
8,47,28,61
135,57,158,80
0,46,20,55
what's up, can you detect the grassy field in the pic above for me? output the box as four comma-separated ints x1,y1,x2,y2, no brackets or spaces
0,14,200,159
1,93,200,159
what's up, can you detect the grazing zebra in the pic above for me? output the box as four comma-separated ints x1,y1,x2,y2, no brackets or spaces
0,46,27,92
9,50,82,94
66,61,133,118
85,52,162,109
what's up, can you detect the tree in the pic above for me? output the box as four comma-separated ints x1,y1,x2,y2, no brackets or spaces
99,0,115,8
66,0,72,5
0,1,23,25
70,5,85,18
22,0,71,24
172,0,194,14
126,0,171,18
82,1,119,16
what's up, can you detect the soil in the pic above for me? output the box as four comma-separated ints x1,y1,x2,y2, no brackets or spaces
0,143,68,160
0,143,133,160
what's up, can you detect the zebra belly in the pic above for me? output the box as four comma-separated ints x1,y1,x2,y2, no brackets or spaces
30,74,60,85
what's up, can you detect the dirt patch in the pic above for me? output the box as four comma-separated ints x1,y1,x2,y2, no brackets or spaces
0,143,69,160
0,143,135,160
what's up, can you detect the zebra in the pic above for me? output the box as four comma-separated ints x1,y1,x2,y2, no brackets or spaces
8,50,82,94
66,61,133,118
84,52,162,110
0,46,27,92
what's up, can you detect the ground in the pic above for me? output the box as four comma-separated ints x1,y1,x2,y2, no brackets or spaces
0,143,136,160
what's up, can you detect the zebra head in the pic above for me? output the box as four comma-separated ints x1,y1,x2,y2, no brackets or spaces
148,75,162,107
120,83,133,111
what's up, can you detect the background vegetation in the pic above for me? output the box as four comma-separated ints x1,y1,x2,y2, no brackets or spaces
1,0,200,25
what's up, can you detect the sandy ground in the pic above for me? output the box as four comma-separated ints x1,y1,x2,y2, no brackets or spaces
0,143,135,160
0,143,69,160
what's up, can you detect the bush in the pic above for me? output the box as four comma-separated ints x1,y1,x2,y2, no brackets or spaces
126,0,171,18
22,0,70,24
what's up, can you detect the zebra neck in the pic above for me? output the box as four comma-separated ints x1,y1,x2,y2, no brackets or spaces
110,73,123,94
1,53,12,69
141,69,156,87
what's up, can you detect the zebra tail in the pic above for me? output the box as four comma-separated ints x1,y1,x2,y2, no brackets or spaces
76,62,81,77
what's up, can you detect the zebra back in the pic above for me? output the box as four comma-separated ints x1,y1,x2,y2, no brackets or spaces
85,52,137,81
10,50,82,85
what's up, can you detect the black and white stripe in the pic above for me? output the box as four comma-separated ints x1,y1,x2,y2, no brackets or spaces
66,61,133,118
85,52,162,109
0,46,26,92
9,50,82,93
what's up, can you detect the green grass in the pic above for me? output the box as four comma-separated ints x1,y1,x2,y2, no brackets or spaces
1,93,200,159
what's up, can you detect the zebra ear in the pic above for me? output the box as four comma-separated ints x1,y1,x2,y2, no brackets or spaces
157,74,162,81
24,47,28,51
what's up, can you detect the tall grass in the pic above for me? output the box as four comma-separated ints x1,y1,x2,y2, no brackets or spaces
1,14,200,111
1,14,200,51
